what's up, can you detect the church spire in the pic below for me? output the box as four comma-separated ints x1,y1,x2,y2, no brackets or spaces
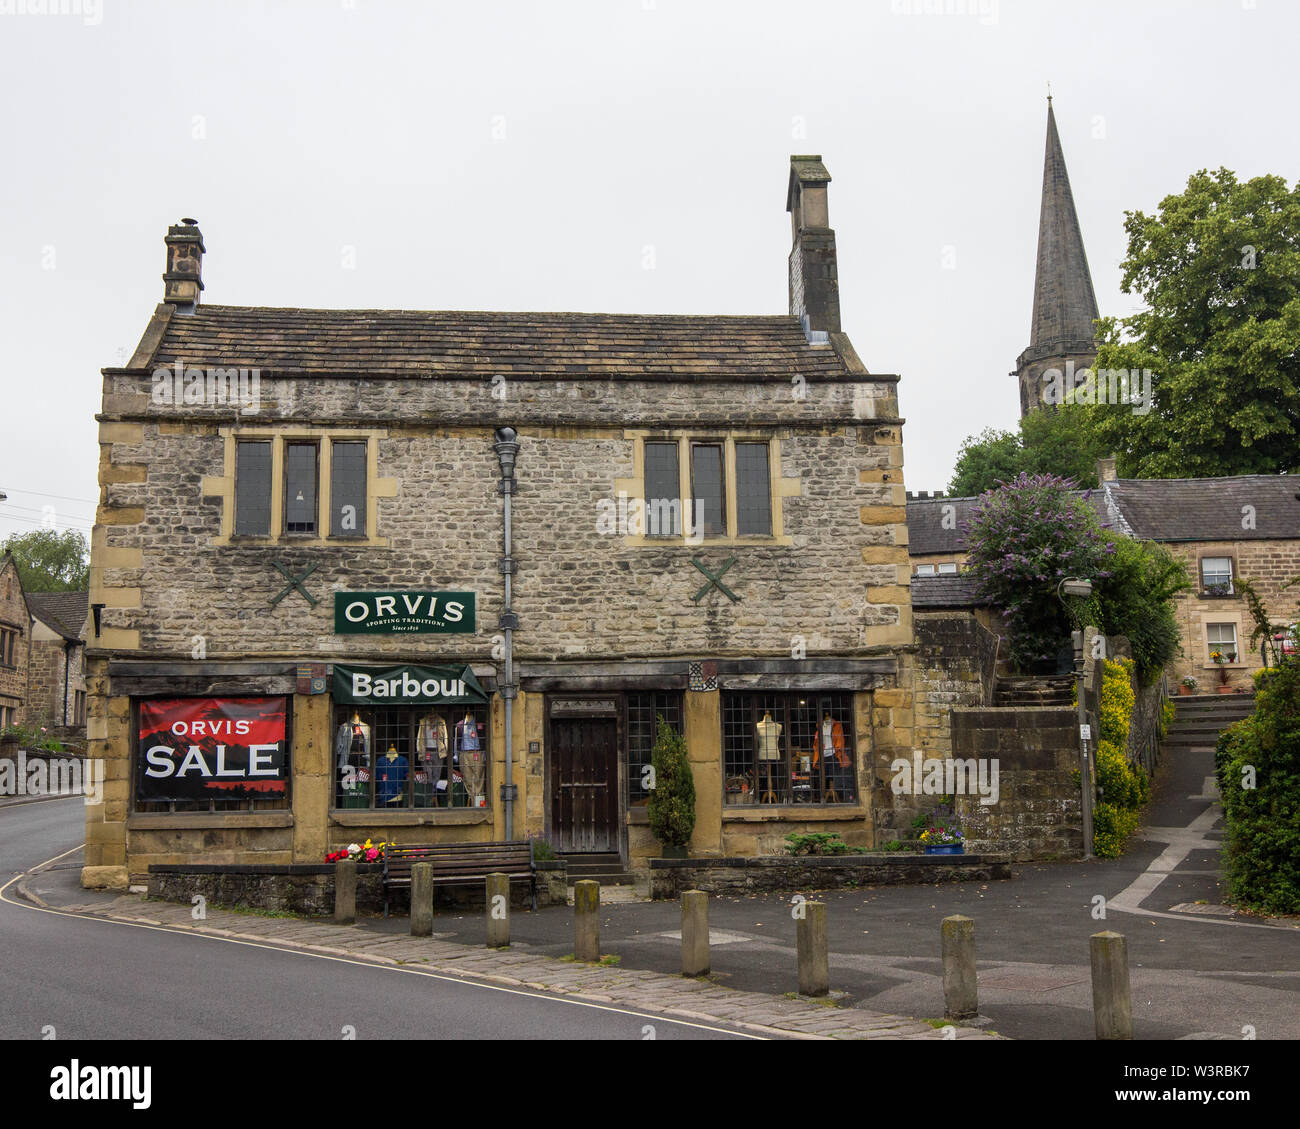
1013,98,1100,417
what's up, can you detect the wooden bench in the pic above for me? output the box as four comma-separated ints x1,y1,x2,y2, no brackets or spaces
382,840,537,916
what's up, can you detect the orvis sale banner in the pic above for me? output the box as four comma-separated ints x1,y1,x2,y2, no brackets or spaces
136,697,288,802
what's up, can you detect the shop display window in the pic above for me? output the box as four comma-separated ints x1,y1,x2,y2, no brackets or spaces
722,691,856,806
334,704,489,810
626,691,684,807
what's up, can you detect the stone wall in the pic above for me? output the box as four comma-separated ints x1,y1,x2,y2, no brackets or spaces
146,860,568,917
648,853,1011,899
0,560,29,724
23,635,83,729
951,707,1082,861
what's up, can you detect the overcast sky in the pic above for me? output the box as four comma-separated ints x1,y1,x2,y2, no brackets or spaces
2,0,1297,550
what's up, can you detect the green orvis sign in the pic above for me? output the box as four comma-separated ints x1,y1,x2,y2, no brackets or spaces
333,591,475,635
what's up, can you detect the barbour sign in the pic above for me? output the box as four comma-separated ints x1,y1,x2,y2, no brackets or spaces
332,664,488,705
334,591,475,634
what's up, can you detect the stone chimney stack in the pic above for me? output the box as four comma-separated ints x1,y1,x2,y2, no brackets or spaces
163,218,205,309
1096,456,1118,483
786,155,840,342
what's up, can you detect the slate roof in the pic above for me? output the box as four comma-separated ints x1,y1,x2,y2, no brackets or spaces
910,574,990,609
1103,476,1300,542
907,490,1114,556
27,591,88,642
142,305,869,382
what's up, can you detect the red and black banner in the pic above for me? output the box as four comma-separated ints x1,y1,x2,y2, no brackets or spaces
136,698,288,803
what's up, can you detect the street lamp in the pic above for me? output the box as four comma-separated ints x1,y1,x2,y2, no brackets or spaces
1059,577,1095,860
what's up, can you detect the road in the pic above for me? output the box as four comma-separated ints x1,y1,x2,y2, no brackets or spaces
0,798,748,1041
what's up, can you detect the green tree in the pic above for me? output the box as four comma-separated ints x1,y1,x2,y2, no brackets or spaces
646,716,695,851
1084,168,1300,478
948,407,1107,496
1093,539,1191,685
1,529,90,592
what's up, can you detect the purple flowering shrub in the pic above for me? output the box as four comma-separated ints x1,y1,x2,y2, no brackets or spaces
963,473,1111,671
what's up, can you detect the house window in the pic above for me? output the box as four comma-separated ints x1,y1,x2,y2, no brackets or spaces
235,441,273,536
1200,558,1234,595
735,443,772,536
334,704,490,810
1207,623,1238,663
232,435,375,541
637,436,779,542
627,691,683,808
722,691,856,806
643,442,681,537
0,627,19,667
915,565,936,577
330,441,367,537
284,442,319,534
74,690,86,725
938,563,959,575
690,442,727,538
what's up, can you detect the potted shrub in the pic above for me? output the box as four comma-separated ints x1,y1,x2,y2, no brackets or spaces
647,716,695,859
1179,675,1198,696
1211,651,1235,693
919,824,965,855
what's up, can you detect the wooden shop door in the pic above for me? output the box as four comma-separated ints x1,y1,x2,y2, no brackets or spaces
550,716,619,853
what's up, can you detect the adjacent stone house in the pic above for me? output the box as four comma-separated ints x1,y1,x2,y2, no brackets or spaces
24,591,88,732
0,556,31,731
83,157,920,889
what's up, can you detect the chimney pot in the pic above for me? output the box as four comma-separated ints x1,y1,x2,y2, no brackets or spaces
163,218,205,310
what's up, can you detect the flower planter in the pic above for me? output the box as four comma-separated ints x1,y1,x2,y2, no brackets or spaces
923,844,964,855
1217,685,1235,695
1178,685,1193,695
661,844,689,860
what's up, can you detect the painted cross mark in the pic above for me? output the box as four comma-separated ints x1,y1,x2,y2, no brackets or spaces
270,561,320,607
691,556,740,604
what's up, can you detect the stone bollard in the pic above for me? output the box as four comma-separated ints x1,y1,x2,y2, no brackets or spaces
334,859,357,925
410,862,433,938
797,900,829,997
1090,930,1133,1040
941,915,978,1020
486,872,510,948
574,879,600,962
681,890,710,977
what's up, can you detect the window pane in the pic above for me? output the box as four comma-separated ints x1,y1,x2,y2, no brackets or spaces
644,442,681,536
915,565,936,576
1201,558,1232,588
235,441,272,536
284,443,318,533
938,563,959,575
691,444,725,537
330,441,368,537
735,442,772,536
627,692,683,806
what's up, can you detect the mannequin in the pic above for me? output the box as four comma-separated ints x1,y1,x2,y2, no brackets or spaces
755,711,783,803
335,711,371,774
417,713,449,806
377,743,408,805
814,713,848,802
458,711,485,807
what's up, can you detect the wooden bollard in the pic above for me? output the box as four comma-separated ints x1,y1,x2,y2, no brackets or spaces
334,858,356,925
681,890,710,977
486,872,510,948
574,879,600,962
410,862,433,937
941,915,978,1020
796,900,829,997
1090,931,1133,1040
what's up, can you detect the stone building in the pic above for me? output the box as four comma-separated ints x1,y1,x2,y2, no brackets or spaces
83,157,920,890
1012,99,1100,419
24,591,88,732
906,464,1300,691
0,556,32,731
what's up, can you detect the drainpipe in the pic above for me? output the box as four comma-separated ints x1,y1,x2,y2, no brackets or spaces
62,641,71,726
493,427,521,840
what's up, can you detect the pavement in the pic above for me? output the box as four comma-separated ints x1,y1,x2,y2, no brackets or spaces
9,712,1298,1041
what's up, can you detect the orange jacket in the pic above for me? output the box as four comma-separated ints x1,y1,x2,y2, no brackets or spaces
814,719,849,767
